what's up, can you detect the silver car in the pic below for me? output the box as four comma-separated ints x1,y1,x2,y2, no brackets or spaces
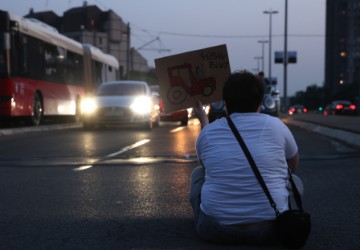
81,80,160,129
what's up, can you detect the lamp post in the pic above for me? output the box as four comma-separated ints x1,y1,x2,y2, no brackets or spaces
254,56,262,73
283,0,288,111
263,9,278,84
258,40,268,72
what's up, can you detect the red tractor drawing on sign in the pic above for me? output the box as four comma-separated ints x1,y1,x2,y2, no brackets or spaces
166,63,216,104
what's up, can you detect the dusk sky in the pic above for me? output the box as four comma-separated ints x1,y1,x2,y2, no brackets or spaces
0,0,326,96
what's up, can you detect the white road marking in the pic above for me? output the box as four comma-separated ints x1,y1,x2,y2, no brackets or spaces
105,139,151,158
73,165,93,171
73,139,151,171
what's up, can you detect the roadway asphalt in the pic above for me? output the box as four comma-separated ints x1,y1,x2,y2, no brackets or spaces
1,113,360,148
0,122,81,136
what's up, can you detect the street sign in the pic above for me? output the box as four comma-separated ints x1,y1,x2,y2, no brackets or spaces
275,51,297,63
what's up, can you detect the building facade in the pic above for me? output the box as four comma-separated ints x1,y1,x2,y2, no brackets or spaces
26,3,149,79
325,0,360,100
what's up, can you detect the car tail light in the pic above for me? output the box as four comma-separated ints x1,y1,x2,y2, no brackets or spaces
159,99,164,112
288,108,295,115
303,108,308,113
350,104,356,110
335,104,344,110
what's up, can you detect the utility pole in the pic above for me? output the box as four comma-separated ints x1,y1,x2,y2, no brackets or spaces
283,0,288,111
254,56,262,73
263,9,278,84
258,40,269,72
126,22,130,79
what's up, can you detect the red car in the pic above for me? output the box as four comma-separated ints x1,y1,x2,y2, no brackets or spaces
288,105,308,115
150,85,189,126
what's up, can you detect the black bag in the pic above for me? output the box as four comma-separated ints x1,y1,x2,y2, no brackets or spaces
277,210,311,248
275,170,311,248
227,117,311,248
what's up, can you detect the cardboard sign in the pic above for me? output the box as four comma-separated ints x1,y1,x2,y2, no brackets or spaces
154,44,231,113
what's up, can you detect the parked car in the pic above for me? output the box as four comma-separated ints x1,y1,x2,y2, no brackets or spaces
149,85,189,126
288,105,308,115
81,80,160,129
323,100,357,116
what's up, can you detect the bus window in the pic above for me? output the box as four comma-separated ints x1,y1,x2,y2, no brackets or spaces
66,51,83,86
9,32,28,77
55,47,66,83
44,43,60,81
0,33,7,76
27,36,45,80
43,43,67,83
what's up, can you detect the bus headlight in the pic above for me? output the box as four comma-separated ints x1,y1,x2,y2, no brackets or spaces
81,98,98,115
130,96,151,115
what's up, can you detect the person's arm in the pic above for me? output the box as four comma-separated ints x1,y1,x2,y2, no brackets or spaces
287,152,299,173
193,100,209,129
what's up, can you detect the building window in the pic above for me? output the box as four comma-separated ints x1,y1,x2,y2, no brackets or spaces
340,52,347,57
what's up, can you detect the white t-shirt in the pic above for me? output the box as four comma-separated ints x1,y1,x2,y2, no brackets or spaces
196,112,298,225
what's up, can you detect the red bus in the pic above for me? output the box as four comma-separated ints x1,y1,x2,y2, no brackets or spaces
0,10,119,125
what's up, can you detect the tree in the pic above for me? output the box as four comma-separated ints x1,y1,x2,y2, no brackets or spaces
290,84,325,110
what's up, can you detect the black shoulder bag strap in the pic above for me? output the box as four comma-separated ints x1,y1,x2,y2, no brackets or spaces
226,116,303,215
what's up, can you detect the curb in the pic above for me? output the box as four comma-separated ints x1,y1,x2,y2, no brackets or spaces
283,118,360,148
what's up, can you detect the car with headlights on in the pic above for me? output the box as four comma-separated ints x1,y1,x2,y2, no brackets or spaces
81,81,160,129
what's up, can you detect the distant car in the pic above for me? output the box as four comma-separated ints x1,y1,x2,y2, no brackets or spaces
149,85,189,126
81,80,160,129
288,105,308,115
323,100,357,116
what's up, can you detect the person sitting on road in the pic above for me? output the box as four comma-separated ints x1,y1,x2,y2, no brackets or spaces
189,71,301,245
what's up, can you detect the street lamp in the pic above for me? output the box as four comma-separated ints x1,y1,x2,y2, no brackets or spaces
258,40,268,72
283,0,288,111
263,9,278,84
254,56,262,73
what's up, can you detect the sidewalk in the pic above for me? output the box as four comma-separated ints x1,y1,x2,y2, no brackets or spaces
282,113,360,148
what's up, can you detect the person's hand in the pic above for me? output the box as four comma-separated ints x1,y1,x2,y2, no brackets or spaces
193,100,209,129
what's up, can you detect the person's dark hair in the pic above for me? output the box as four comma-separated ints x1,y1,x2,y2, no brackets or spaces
223,71,264,114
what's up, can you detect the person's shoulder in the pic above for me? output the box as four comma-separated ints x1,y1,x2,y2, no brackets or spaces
258,113,281,122
202,117,227,131
257,113,287,129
